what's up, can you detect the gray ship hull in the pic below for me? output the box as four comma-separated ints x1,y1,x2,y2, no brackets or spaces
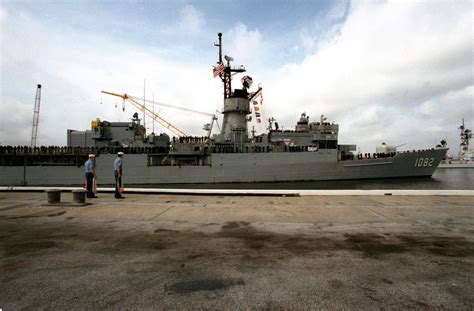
0,149,445,186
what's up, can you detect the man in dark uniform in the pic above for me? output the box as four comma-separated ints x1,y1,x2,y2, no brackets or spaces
114,152,125,199
84,154,97,198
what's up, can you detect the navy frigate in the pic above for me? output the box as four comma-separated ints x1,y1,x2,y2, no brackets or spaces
0,33,447,186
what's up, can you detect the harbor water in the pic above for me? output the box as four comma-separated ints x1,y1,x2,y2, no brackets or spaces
147,168,474,190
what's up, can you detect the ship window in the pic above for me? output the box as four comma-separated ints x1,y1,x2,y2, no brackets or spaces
328,141,337,149
317,140,337,149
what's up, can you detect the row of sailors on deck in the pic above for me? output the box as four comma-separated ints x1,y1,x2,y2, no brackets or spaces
173,136,208,144
357,152,397,159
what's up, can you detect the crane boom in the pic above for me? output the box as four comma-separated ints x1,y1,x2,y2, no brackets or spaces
101,90,187,137
30,84,42,147
127,94,215,117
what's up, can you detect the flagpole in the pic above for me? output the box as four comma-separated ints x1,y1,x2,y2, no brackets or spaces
143,78,146,134
152,92,155,134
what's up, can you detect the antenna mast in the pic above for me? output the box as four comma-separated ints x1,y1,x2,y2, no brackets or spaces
30,84,42,147
214,32,245,99
459,118,471,155
215,32,223,64
152,92,155,134
143,79,146,133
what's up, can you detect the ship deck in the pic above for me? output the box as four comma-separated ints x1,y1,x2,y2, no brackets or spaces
0,191,473,309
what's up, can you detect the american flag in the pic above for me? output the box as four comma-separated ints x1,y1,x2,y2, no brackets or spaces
213,62,224,78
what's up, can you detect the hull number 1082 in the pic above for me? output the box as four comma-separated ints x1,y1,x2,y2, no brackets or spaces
414,157,434,167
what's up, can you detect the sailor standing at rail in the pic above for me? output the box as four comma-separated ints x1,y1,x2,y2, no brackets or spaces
114,152,125,199
84,154,97,198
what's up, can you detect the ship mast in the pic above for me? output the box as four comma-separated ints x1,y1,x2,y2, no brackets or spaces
213,32,263,149
214,32,223,64
459,118,471,155
214,33,246,99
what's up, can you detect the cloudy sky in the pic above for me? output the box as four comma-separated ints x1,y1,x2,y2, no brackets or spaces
0,0,472,154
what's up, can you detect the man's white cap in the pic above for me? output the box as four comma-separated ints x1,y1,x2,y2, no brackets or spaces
88,154,95,158
117,152,124,155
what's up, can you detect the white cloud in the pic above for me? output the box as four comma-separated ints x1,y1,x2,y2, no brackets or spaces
261,0,472,152
293,1,349,56
327,1,349,21
179,5,205,33
300,33,317,52
0,96,32,146
225,23,263,67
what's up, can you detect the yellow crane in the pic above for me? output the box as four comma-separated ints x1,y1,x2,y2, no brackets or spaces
101,90,217,138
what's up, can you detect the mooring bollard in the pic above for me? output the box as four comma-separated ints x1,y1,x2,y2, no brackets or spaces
72,189,86,204
46,189,61,204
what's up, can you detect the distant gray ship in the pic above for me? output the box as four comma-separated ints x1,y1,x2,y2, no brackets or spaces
0,33,446,186
439,119,473,168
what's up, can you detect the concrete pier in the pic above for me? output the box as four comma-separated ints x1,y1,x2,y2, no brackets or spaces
0,191,473,309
